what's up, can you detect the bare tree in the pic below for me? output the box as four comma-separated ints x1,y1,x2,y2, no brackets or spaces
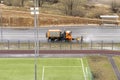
38,0,44,7
47,0,59,3
61,0,86,16
62,0,76,16
3,0,25,6
111,0,120,13
4,0,12,6
0,0,2,3
21,0,25,7
37,0,59,7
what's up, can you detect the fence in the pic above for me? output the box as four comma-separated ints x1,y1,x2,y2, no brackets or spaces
0,40,120,50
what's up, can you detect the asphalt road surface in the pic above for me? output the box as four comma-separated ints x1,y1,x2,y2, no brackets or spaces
1,25,120,43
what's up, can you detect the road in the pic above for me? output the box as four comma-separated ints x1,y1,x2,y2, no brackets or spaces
1,25,120,43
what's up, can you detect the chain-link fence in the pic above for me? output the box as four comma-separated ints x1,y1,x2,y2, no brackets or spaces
0,40,120,50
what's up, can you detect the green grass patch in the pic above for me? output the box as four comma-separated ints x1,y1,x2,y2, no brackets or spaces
0,58,92,80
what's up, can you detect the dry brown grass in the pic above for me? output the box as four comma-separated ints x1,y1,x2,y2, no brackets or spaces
113,56,120,72
87,56,117,80
0,2,120,27
1,9,120,27
1,10,100,27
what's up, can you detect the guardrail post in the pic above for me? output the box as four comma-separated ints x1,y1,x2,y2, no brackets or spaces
101,41,103,50
0,41,2,50
80,41,82,50
59,42,62,50
91,41,93,50
28,40,30,49
70,42,72,50
8,40,9,50
49,42,51,50
18,40,20,49
39,40,40,49
112,41,114,50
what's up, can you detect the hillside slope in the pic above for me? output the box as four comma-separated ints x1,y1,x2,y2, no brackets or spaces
1,9,103,27
0,4,119,27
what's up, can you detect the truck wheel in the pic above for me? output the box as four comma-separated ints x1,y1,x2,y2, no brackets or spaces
51,39,54,42
81,36,83,43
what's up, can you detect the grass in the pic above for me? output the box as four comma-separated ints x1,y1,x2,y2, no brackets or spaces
1,2,120,27
0,58,34,80
87,56,117,80
1,7,104,27
113,56,120,72
0,58,92,80
2,8,120,27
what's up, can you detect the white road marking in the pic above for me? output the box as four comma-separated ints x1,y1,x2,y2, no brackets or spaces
44,66,82,68
81,58,87,80
86,67,88,78
42,66,45,80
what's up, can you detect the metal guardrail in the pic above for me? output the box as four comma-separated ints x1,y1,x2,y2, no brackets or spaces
0,40,120,50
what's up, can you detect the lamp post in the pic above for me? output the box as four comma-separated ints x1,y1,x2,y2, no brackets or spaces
0,1,3,41
30,0,39,80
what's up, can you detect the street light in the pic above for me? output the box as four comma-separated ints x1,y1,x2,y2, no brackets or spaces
30,0,39,80
0,1,3,41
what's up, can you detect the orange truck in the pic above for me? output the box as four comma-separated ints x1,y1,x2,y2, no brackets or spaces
46,29,83,42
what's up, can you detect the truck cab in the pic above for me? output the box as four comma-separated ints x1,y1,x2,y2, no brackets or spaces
64,30,72,41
